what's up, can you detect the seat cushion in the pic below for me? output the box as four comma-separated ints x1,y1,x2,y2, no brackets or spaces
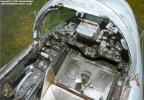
42,85,84,100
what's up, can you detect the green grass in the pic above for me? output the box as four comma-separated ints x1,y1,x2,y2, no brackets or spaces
0,0,47,67
128,0,144,30
0,0,144,68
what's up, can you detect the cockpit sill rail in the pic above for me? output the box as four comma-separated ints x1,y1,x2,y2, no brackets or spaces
0,43,36,83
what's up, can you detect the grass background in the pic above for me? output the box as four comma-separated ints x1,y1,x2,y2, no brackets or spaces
0,0,144,68
0,0,47,67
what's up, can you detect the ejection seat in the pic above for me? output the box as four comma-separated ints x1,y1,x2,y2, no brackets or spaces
40,67,84,100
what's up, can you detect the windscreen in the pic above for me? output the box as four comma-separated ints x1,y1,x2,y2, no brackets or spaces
40,8,75,38
84,14,109,25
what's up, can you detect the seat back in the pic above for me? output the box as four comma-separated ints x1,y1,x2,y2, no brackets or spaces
42,85,84,100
